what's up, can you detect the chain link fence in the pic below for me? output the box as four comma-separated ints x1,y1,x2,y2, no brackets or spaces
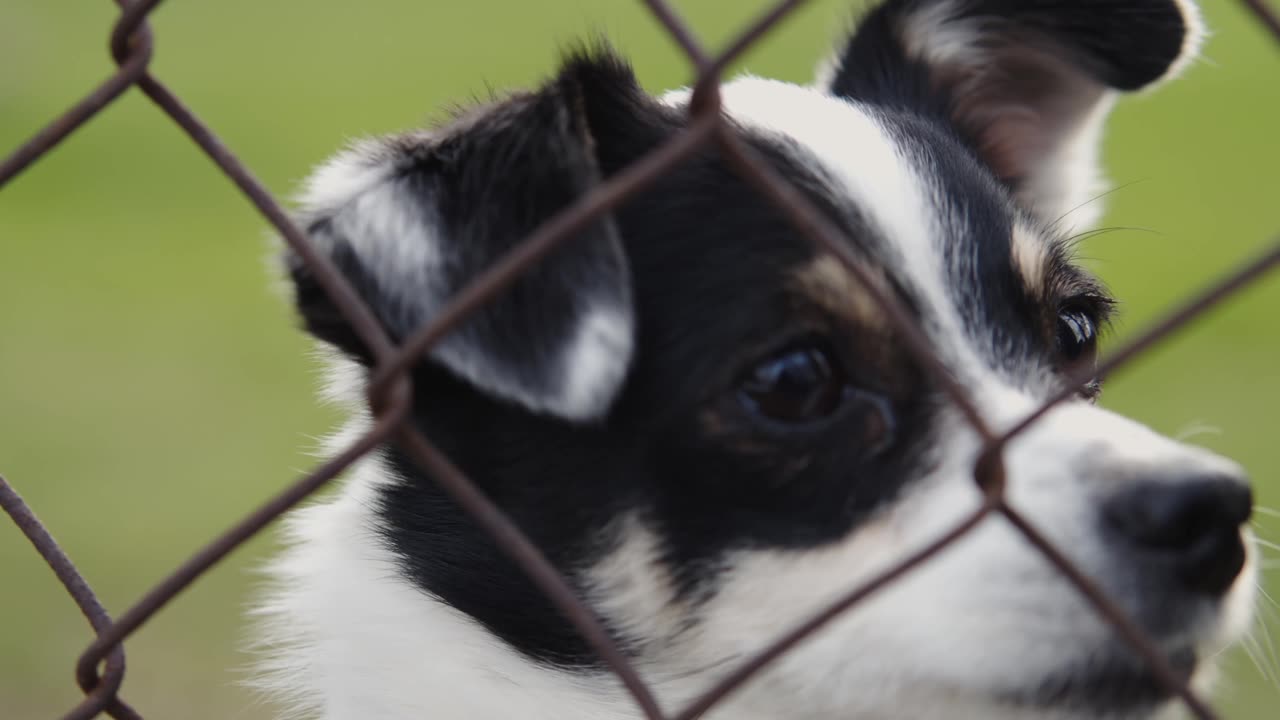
2,1,1279,718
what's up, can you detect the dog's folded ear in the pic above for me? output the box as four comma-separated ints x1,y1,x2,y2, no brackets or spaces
821,0,1203,227
286,52,657,422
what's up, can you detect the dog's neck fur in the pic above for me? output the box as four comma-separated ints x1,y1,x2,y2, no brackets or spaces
254,441,651,720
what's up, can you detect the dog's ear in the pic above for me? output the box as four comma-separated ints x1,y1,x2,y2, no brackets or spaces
820,0,1203,227
287,51,665,422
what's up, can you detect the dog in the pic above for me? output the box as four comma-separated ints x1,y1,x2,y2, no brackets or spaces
251,1,1257,718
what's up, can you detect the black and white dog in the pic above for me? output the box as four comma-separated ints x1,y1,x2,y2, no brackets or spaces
254,1,1257,718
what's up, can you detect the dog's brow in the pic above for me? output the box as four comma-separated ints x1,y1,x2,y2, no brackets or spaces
1010,224,1051,298
789,255,892,332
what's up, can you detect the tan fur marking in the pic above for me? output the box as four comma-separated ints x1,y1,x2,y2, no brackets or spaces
1010,225,1049,297
790,255,890,332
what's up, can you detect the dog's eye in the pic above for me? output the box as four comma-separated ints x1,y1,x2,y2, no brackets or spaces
1056,307,1098,363
738,341,849,424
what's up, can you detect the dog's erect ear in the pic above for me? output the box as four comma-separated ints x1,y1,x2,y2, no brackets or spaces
821,0,1203,227
286,52,664,422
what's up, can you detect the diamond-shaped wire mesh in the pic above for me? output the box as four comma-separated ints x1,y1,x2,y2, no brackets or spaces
2,1,1278,718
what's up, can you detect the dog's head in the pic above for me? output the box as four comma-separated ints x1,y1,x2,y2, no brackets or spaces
282,0,1255,717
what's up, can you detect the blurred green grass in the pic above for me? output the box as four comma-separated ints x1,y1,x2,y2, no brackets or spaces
1,1,1278,718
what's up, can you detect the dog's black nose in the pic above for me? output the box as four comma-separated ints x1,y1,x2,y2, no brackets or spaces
1104,476,1252,595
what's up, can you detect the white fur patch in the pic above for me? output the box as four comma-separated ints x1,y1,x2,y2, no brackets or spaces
316,166,449,337
556,305,635,421
298,140,400,215
898,0,984,69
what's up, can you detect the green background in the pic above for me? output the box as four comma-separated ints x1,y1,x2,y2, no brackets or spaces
2,1,1278,717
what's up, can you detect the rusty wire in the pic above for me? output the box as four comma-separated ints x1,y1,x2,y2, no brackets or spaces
1,0,1278,718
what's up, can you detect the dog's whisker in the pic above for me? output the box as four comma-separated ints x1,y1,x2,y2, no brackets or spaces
1048,179,1148,233
1241,633,1269,685
1172,421,1223,442
1250,594,1280,688
1255,537,1280,555
1062,225,1162,251
1241,628,1280,689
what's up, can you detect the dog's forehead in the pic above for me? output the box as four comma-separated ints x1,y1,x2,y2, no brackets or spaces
710,76,943,263
662,77,1053,378
664,78,928,216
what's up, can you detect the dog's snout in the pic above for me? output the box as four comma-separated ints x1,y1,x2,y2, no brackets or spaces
1104,475,1252,595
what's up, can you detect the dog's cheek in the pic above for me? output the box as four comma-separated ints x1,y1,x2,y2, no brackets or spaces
581,516,692,656
661,465,1101,715
660,512,926,714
